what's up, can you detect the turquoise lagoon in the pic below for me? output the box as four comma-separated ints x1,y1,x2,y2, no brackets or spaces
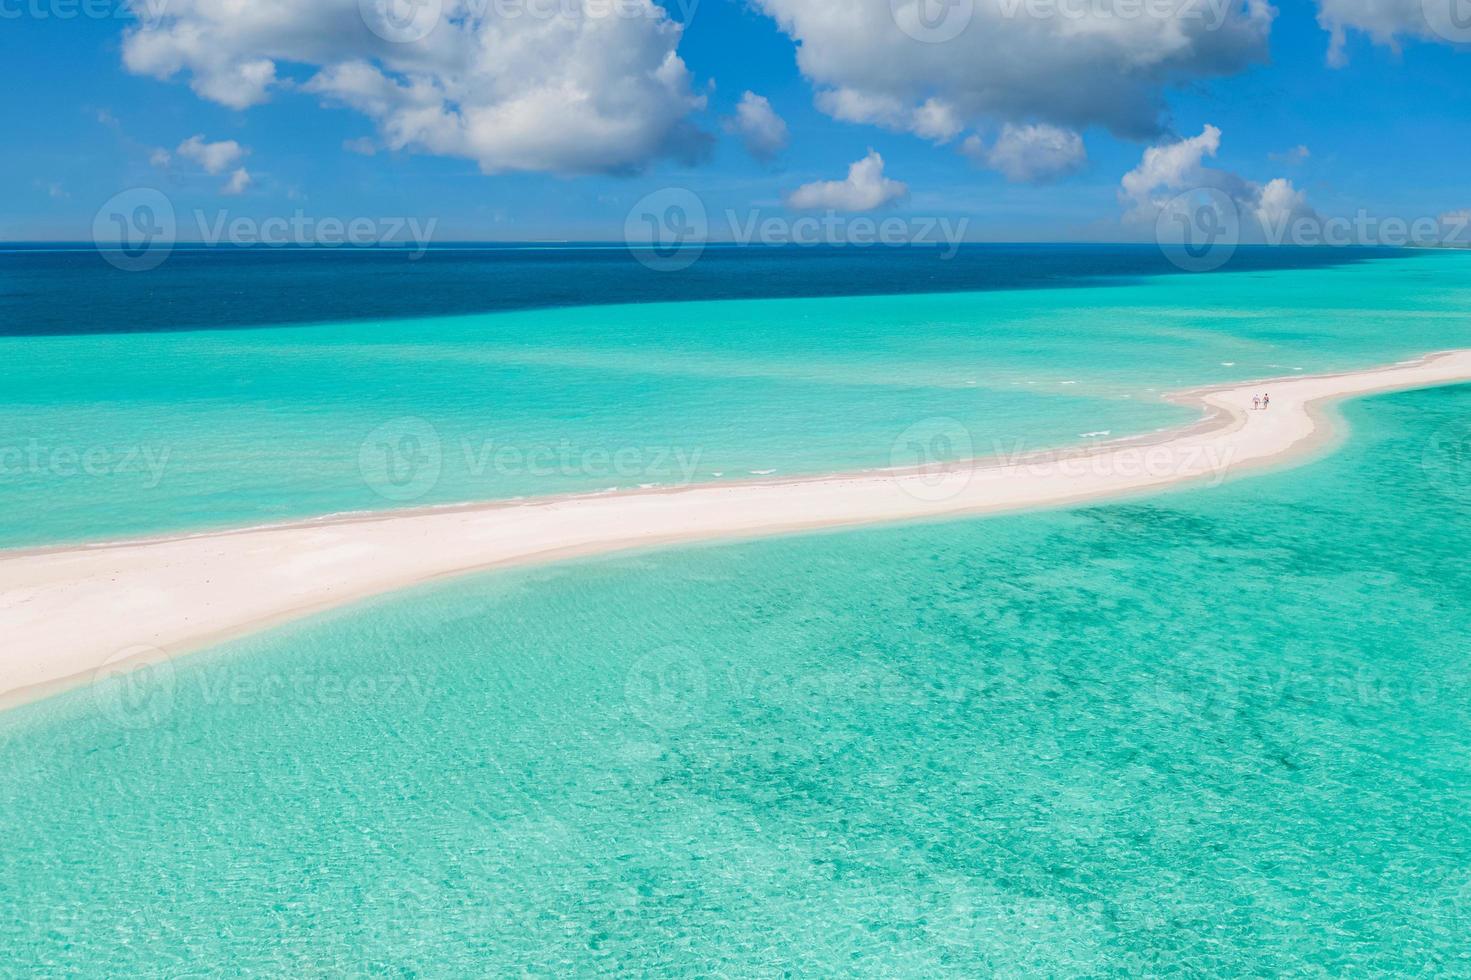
2,378,1470,974
2,247,1471,973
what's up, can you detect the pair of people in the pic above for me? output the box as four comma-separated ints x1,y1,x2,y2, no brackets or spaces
1252,393,1272,411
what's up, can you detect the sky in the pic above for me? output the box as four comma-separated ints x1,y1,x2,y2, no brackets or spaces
2,0,1470,244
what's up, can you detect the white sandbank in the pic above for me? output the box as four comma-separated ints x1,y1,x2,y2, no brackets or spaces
3,349,1470,712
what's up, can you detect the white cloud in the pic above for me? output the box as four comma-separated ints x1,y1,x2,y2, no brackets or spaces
1120,124,1229,218
1120,124,1313,237
176,134,248,175
968,123,1087,183
818,89,964,142
1253,177,1308,230
753,0,1274,142
1314,0,1458,66
121,0,707,175
149,147,172,168
343,137,378,156
725,91,790,160
786,150,908,211
222,167,253,195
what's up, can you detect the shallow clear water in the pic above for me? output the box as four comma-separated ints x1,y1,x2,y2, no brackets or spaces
4,384,1469,974
2,249,1470,548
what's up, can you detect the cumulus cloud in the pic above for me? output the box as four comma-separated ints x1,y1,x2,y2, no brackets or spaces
966,123,1087,182
786,150,908,211
222,167,253,195
725,91,790,160
1315,0,1461,66
175,134,248,175
121,0,708,175
1253,177,1309,230
753,0,1275,142
1120,124,1313,237
816,90,964,142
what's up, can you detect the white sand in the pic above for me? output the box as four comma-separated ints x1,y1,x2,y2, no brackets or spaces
3,349,1470,711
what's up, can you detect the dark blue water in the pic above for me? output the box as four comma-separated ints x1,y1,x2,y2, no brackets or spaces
0,244,1417,336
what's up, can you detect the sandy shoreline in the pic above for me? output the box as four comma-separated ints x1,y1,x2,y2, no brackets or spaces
4,349,1470,714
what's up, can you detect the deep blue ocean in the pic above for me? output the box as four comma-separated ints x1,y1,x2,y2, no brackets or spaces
0,243,1415,336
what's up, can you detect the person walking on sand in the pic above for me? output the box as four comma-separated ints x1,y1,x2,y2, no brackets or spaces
1262,392,1271,410
1253,395,1261,411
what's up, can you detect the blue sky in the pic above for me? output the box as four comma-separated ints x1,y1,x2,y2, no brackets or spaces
3,0,1469,243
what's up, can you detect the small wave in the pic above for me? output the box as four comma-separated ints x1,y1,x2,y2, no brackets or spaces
1080,430,1111,438
751,469,777,476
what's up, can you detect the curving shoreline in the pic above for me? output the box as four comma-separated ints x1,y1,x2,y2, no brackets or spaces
3,349,1471,713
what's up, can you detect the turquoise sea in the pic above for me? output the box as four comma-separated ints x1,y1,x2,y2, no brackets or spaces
2,248,1470,548
2,246,1470,973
